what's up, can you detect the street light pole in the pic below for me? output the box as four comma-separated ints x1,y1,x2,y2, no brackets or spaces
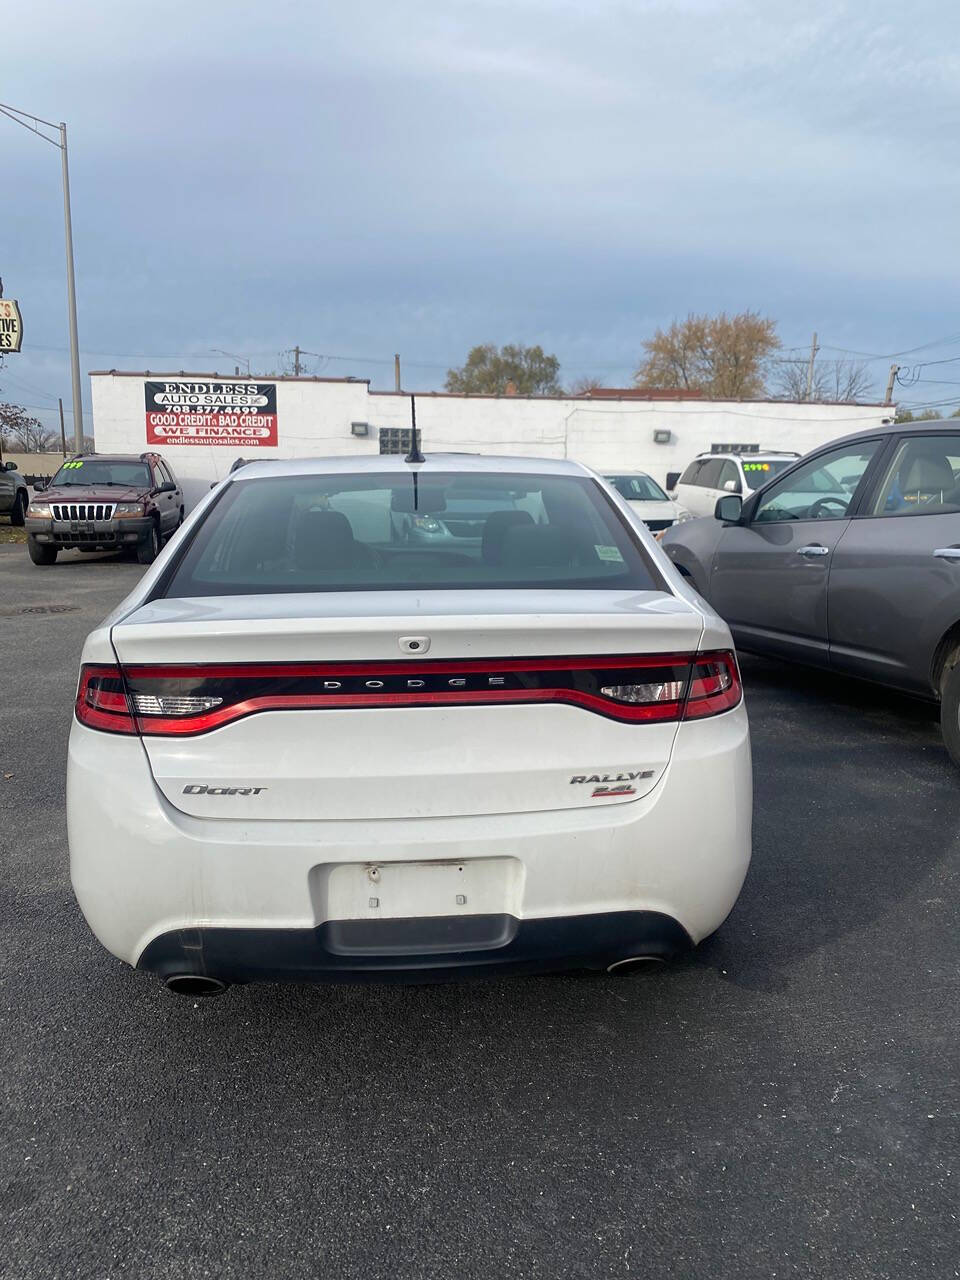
0,102,85,450
60,122,84,451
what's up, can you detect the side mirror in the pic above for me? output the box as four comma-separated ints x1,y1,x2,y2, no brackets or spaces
33,479,47,491
4,460,18,471
715,495,743,523
666,471,681,492
156,481,177,494
722,479,739,493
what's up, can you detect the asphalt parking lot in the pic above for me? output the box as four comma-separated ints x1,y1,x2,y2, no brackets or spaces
1,543,958,1280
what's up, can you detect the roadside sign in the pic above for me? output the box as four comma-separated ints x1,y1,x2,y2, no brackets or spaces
0,299,23,352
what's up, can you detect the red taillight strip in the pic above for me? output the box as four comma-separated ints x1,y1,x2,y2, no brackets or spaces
74,652,742,736
128,687,689,735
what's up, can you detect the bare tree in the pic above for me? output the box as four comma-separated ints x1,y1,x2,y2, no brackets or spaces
773,357,873,403
634,311,780,399
827,359,874,402
568,376,606,395
0,399,55,451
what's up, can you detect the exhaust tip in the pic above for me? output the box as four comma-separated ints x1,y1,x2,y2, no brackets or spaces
164,974,228,997
606,955,667,975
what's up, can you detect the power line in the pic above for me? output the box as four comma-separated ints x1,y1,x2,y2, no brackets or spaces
0,372,60,401
817,333,960,360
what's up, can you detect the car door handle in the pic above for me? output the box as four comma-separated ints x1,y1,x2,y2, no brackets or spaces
797,545,830,557
934,547,960,561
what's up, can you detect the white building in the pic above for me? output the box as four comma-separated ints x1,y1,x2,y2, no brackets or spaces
90,371,894,510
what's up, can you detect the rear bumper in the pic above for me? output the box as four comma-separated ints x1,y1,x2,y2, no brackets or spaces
67,704,752,982
137,911,693,983
26,516,152,549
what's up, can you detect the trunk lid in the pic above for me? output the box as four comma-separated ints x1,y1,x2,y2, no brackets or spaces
111,589,703,820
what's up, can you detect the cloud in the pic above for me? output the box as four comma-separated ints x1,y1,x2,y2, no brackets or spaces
1,0,958,424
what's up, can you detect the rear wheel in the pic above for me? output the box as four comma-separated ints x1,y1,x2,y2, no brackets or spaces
939,656,960,767
10,491,27,527
137,521,160,564
27,536,57,565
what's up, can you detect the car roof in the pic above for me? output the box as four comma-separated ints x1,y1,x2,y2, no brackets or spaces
692,450,800,461
66,453,156,463
230,453,594,481
750,419,957,457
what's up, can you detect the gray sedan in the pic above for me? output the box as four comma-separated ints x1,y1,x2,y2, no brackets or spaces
661,420,960,765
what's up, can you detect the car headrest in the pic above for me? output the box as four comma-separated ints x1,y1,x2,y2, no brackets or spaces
481,510,534,563
293,508,356,570
231,504,289,567
500,523,591,569
900,451,955,494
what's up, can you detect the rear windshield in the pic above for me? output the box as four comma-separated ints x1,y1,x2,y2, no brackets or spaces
606,474,668,502
51,460,151,488
162,471,662,597
742,458,796,490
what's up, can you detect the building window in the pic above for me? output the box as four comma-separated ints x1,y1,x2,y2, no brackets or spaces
379,428,412,455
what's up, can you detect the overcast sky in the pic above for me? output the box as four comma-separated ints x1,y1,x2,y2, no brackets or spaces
3,0,959,436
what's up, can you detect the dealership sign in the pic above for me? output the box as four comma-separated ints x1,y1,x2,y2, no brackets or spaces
144,381,279,447
0,299,23,352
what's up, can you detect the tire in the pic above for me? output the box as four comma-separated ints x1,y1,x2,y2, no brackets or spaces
136,521,160,565
939,656,960,767
10,491,27,527
27,536,57,566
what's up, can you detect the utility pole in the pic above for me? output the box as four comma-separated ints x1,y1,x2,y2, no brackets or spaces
0,105,85,450
58,397,67,457
884,364,900,406
293,346,302,377
394,353,401,393
804,332,819,401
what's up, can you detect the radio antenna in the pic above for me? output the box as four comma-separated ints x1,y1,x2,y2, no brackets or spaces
404,393,425,464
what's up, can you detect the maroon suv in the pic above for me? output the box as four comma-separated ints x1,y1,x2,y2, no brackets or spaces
25,452,183,566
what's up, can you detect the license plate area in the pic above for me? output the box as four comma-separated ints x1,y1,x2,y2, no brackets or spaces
311,857,523,923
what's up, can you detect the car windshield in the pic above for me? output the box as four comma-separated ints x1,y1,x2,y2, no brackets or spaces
741,458,796,490
163,471,661,597
606,474,668,502
51,460,151,488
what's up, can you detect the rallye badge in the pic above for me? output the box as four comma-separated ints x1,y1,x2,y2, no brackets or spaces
570,770,654,798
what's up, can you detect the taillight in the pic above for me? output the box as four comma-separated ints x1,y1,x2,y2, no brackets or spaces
684,651,742,719
75,665,138,734
73,652,742,737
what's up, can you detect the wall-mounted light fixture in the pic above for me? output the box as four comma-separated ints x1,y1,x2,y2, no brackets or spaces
350,421,370,437
653,428,671,445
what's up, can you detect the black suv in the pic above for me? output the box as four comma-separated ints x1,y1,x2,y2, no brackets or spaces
25,452,184,566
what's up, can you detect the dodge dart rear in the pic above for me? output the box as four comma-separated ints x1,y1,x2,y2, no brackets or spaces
67,454,752,993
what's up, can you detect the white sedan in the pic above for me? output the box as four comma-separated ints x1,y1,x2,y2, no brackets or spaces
67,453,752,994
603,472,693,533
